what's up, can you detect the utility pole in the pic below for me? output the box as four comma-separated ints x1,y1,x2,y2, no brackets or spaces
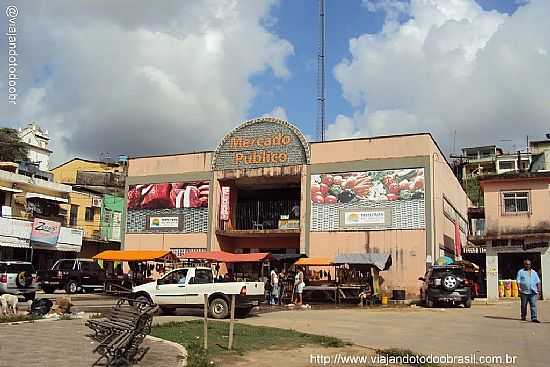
316,0,326,142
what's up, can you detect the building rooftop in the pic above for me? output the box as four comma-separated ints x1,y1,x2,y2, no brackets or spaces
478,170,550,182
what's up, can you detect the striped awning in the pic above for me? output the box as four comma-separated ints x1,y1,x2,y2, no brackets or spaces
0,185,22,193
26,192,68,203
0,238,30,248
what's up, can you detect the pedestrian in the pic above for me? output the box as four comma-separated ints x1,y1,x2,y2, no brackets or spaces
270,269,279,305
516,259,541,323
294,267,305,305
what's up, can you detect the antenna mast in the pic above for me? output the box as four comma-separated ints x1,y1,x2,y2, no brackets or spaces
316,0,326,141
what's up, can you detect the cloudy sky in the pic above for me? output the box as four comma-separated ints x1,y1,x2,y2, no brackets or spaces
0,0,548,165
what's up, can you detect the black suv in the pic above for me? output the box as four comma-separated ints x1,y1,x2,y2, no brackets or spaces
38,259,105,294
419,265,472,308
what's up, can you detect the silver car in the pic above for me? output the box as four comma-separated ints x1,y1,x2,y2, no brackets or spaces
0,261,39,300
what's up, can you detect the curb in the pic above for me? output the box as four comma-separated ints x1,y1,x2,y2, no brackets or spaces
146,335,188,367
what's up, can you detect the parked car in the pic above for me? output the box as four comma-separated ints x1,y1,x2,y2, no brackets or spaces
37,258,105,294
0,261,39,300
419,265,472,308
131,266,265,318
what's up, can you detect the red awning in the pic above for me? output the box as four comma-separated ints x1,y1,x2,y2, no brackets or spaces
181,250,271,263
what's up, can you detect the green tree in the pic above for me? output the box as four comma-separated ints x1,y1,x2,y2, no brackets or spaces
0,128,28,162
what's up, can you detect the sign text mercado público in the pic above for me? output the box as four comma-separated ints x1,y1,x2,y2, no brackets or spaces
213,117,310,170
230,133,292,165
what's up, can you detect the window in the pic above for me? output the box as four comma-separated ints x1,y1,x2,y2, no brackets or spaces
193,269,213,284
498,161,515,170
85,207,95,221
80,261,101,272
53,260,75,271
161,269,188,285
69,205,78,225
502,192,529,214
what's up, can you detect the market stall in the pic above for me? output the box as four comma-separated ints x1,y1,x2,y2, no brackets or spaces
333,253,392,304
93,250,179,295
293,257,338,303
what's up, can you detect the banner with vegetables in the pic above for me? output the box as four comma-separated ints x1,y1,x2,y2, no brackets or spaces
311,168,424,204
128,181,209,209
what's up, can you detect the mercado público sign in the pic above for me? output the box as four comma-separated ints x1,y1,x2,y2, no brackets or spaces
310,168,426,231
212,117,310,170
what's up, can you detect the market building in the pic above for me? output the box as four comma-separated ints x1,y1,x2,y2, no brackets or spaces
123,117,469,296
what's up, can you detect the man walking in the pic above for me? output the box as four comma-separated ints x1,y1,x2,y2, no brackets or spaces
516,259,541,323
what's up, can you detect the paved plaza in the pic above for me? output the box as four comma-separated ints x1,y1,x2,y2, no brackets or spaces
0,319,185,367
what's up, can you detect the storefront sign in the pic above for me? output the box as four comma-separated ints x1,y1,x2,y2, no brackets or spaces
146,216,181,230
170,248,207,258
463,246,486,254
30,218,61,246
111,212,122,241
340,208,392,229
212,117,310,170
220,186,230,221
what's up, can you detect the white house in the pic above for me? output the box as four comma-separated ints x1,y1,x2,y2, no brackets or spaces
17,123,52,171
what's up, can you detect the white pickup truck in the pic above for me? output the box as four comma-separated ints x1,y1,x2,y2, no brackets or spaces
131,266,265,318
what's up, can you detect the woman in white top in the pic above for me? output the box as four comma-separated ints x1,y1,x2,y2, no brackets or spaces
270,270,279,305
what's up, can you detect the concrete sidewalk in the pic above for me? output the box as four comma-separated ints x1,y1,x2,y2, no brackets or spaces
237,302,550,367
0,319,185,367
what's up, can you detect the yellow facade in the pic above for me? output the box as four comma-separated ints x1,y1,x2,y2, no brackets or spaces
51,158,123,185
66,191,102,239
51,158,122,239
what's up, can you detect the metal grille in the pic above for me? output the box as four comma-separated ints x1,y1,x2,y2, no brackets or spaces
126,208,208,233
310,199,425,231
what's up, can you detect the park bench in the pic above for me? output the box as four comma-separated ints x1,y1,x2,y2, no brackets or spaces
85,298,158,366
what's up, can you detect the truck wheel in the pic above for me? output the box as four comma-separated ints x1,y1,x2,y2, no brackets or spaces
463,298,472,308
65,280,78,294
209,298,229,319
235,307,253,318
42,286,55,294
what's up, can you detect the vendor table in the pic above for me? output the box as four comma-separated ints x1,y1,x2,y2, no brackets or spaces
303,285,368,304
303,285,339,303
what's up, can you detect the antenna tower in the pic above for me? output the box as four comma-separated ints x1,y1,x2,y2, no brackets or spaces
316,0,326,141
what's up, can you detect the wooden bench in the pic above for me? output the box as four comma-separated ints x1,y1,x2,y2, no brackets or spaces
86,298,158,366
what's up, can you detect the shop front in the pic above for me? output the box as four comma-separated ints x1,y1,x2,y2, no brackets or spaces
124,117,470,297
486,239,548,300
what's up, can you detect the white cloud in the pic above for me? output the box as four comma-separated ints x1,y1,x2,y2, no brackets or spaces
261,106,288,121
330,0,550,153
0,0,293,164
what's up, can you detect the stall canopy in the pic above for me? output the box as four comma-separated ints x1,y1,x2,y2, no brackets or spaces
93,250,179,262
334,253,392,271
294,257,334,266
181,250,271,263
25,192,68,203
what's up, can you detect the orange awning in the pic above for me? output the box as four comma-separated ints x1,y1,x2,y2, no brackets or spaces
181,250,271,263
294,257,334,266
93,250,178,262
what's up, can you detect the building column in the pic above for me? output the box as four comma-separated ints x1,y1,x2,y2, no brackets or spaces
540,247,550,300
486,243,499,301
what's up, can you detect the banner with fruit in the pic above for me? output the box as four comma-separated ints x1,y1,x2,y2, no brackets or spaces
311,168,424,204
127,181,209,209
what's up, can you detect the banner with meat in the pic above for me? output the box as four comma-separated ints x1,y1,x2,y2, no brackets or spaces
127,181,209,209
311,168,424,204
